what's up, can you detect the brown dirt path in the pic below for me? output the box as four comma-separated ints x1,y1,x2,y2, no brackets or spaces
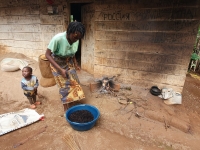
0,52,200,150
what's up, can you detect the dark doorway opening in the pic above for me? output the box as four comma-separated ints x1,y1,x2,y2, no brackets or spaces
70,3,88,67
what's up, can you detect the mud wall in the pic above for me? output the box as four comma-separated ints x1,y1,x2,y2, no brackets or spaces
0,0,69,60
93,0,200,92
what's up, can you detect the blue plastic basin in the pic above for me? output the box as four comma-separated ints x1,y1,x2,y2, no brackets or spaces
65,104,100,131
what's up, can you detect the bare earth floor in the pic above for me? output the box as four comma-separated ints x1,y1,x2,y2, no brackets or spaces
0,52,200,150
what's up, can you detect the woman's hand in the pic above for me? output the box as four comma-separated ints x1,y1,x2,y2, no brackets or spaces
60,68,69,78
75,64,80,71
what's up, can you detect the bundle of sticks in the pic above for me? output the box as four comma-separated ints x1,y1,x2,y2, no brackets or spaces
63,134,80,150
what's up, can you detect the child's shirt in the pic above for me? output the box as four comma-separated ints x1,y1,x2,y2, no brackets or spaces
21,75,39,92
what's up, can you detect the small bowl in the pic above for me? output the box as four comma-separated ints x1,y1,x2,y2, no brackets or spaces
65,104,100,131
150,86,161,96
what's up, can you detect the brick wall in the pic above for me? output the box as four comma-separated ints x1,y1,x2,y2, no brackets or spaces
92,0,200,92
0,0,200,92
0,0,68,60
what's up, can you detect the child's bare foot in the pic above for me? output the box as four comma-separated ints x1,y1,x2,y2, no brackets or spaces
34,101,41,105
30,104,36,109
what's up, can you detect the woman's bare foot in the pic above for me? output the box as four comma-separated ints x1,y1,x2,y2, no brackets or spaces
30,104,36,109
34,101,41,105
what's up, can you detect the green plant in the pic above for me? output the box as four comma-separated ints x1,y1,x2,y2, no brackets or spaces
191,53,200,60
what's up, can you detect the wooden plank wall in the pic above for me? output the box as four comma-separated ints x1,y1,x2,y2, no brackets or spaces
0,0,68,60
94,0,200,92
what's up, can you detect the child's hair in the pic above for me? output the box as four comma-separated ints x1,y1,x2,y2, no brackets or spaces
23,66,32,73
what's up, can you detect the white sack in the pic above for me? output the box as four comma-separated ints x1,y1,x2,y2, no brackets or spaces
0,58,29,72
164,92,182,105
159,88,173,99
0,108,44,136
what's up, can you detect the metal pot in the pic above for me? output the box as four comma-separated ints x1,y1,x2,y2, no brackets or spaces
150,86,161,96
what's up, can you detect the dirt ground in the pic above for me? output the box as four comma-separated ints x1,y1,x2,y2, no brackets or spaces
0,52,200,150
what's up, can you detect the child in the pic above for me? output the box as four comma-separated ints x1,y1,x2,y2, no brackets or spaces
21,66,41,109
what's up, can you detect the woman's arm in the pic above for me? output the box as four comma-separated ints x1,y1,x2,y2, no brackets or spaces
72,56,80,70
45,49,67,77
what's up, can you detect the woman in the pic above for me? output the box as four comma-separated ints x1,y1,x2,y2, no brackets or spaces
45,21,85,112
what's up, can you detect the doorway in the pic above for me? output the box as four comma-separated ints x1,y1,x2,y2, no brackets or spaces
70,3,88,67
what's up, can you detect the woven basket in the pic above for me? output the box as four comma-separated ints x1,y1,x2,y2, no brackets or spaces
40,76,56,87
38,54,54,78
